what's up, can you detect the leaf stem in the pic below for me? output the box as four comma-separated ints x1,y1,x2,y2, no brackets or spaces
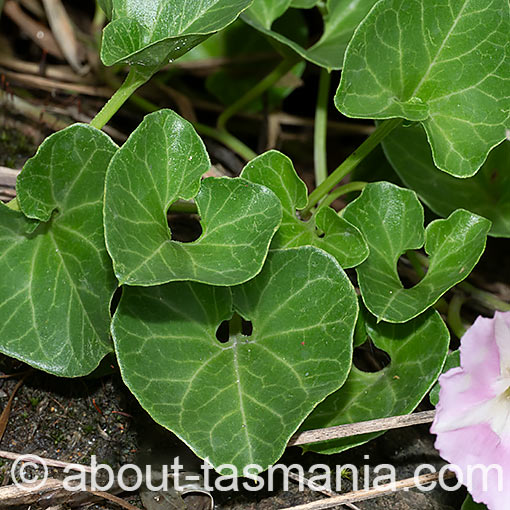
217,57,298,131
194,123,257,162
447,293,467,339
318,181,366,210
90,68,150,129
459,281,510,312
303,118,403,217
314,68,331,187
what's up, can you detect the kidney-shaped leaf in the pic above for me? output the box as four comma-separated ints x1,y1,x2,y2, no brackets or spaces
0,125,118,377
343,182,491,323
100,0,252,68
113,247,358,472
242,0,379,70
241,150,368,268
104,110,282,287
383,124,510,238
336,0,510,176
302,307,449,454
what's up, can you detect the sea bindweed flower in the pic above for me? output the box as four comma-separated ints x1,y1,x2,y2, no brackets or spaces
431,311,510,509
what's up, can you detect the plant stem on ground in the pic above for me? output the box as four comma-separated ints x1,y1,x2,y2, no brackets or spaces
216,57,298,131
303,118,403,217
314,68,331,187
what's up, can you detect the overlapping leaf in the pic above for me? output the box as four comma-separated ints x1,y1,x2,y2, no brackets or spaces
383,124,510,237
241,150,368,268
336,0,510,176
100,0,252,68
113,247,357,472
343,182,491,323
104,110,282,286
302,307,449,454
0,125,118,377
242,0,379,69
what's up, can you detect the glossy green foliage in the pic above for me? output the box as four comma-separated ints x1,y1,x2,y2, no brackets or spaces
0,125,118,376
104,110,282,286
242,0,379,69
336,0,510,176
100,0,252,69
383,124,510,237
113,247,358,471
343,182,491,322
241,150,368,268
303,308,449,454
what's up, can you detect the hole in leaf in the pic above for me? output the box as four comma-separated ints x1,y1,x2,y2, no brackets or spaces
397,254,425,289
215,320,230,344
109,286,123,316
167,213,202,243
241,319,253,337
353,339,391,373
215,314,253,344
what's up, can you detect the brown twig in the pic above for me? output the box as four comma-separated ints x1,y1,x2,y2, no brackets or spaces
289,411,436,446
3,1,63,59
0,373,30,442
280,471,455,510
1,69,111,97
0,479,138,510
41,0,88,74
0,450,94,473
0,55,92,83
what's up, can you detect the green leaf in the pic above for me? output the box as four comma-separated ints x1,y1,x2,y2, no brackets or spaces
113,247,358,472
343,182,491,323
246,0,292,29
462,495,488,510
429,349,460,406
336,0,510,177
290,0,318,7
241,150,368,268
100,0,252,68
0,125,118,377
383,124,510,238
242,0,380,70
302,307,449,454
104,110,282,286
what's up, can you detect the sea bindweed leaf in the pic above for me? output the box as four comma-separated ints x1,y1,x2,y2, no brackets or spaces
246,0,292,29
100,0,252,68
242,0,379,70
343,182,491,323
383,124,510,238
302,307,449,454
104,110,282,286
462,495,488,510
0,125,118,377
241,150,368,268
113,247,358,472
336,0,510,177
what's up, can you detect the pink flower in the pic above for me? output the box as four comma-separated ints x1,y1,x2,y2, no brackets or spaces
432,312,510,509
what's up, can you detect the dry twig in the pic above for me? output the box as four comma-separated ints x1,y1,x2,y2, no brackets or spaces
289,411,436,446
280,471,455,510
